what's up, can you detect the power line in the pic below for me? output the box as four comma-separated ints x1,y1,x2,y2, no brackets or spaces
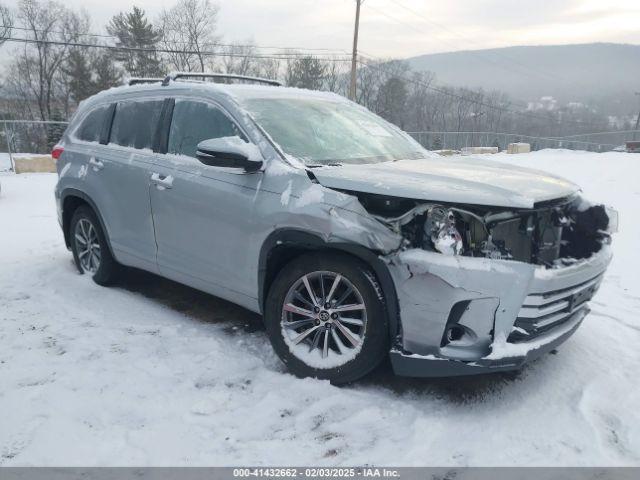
357,50,531,110
2,36,353,62
375,0,607,97
384,0,559,78
363,1,561,84
3,24,351,55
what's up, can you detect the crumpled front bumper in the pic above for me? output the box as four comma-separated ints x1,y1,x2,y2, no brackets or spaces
385,245,612,377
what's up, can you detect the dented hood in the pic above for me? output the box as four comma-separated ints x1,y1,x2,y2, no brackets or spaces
312,157,580,208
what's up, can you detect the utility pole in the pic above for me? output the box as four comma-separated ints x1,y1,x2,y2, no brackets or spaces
634,92,640,140
349,0,362,101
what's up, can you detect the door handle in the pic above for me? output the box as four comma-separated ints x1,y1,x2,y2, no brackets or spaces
89,157,104,170
150,172,174,189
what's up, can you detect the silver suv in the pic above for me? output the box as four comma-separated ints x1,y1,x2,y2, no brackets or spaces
54,73,616,384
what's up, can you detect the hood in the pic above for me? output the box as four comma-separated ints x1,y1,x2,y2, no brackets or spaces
311,157,580,209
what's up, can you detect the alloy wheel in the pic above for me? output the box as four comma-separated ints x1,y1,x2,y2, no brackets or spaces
281,271,367,368
74,218,101,274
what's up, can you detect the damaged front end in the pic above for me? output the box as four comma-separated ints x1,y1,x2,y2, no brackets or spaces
360,192,616,266
351,190,617,377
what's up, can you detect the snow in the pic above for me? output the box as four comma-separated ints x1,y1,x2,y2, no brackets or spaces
206,136,263,162
294,183,324,207
280,180,292,206
485,312,583,361
1,149,639,466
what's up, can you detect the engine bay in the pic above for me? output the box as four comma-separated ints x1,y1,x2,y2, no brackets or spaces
351,191,615,268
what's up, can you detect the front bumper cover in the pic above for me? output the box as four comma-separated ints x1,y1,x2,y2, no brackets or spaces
390,307,588,377
386,245,612,377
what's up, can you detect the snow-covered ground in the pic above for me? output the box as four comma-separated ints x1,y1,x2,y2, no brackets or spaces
0,150,639,466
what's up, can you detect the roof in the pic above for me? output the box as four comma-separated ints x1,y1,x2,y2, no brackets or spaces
84,80,348,109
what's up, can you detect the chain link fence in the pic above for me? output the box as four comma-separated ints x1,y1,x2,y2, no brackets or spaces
1,120,638,172
408,130,639,152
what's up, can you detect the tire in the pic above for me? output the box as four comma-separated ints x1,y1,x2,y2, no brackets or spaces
69,205,119,285
265,252,389,384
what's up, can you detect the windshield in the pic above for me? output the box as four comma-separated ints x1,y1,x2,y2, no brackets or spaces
241,97,428,166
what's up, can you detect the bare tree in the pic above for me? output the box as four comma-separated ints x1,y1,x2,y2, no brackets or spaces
355,62,380,110
405,70,434,131
323,58,348,94
256,56,281,81
6,0,83,121
160,0,220,72
0,2,13,45
221,42,260,76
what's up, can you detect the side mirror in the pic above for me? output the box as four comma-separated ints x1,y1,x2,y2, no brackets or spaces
196,136,263,172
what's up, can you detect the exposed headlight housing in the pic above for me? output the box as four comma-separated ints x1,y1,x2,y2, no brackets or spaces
424,207,464,255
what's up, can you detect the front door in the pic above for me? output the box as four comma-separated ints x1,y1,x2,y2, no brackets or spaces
149,99,263,305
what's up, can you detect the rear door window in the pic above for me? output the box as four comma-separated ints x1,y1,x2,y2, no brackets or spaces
167,100,244,158
76,104,110,143
109,100,164,150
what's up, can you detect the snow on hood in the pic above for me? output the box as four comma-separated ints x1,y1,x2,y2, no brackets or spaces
311,156,580,208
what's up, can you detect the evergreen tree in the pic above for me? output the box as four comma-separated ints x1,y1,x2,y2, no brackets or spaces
63,48,95,103
107,6,163,78
46,109,67,148
285,56,327,90
376,77,408,128
91,50,123,92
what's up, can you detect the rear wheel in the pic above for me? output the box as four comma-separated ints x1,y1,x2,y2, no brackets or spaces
70,206,119,285
265,252,389,384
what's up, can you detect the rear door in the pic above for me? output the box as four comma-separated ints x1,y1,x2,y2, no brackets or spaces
89,98,165,271
149,98,264,304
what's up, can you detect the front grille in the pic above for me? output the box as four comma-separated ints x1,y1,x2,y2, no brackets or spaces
508,273,603,342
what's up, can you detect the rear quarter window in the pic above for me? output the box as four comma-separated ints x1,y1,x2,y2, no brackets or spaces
75,104,110,143
109,100,164,150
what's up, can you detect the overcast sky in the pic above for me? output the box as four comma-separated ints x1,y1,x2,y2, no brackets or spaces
8,0,640,58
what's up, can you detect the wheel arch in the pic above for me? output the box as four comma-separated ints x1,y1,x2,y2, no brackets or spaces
258,228,401,340
61,188,115,257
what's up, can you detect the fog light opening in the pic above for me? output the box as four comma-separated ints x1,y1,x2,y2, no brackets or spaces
446,325,466,343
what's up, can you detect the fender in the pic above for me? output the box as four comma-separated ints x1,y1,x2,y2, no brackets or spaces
60,188,116,258
258,228,401,340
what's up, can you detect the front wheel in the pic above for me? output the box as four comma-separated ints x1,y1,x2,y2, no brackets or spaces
265,252,389,384
70,206,119,285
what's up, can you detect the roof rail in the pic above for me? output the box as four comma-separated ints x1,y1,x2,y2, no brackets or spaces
161,72,282,87
128,77,164,86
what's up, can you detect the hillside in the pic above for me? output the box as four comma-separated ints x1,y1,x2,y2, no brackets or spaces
407,43,640,111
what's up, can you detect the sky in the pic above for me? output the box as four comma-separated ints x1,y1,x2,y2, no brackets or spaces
4,0,640,58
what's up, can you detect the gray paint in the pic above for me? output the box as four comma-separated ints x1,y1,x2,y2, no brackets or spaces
312,157,579,209
385,247,611,364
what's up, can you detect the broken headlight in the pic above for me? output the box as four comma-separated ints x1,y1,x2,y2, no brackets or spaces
424,207,464,255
